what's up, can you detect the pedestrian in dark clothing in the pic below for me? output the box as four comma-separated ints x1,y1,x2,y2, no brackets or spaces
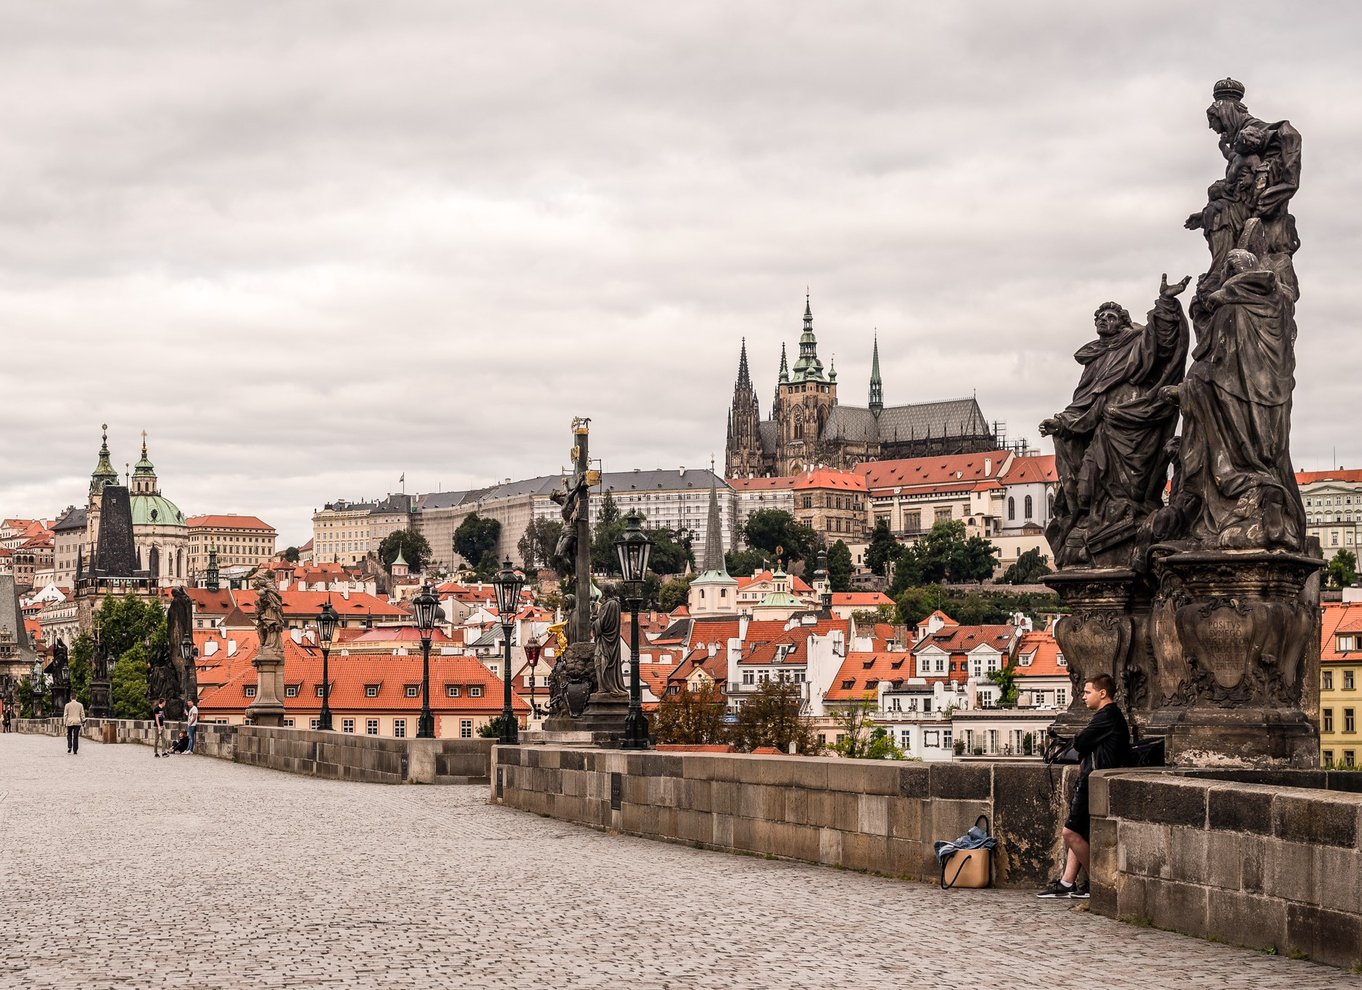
1038,673,1130,899
152,700,167,757
169,730,191,754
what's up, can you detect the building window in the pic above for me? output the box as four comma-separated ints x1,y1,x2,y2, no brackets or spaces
1346,709,1356,734
1057,688,1067,707
1024,495,1034,518
1324,708,1335,732
447,685,460,697
460,719,473,739
394,719,407,738
315,685,326,698
310,718,321,730
244,685,256,698
342,719,355,734
405,685,419,698
283,719,295,727
365,685,379,698
1324,671,1334,690
1323,749,1334,766
366,719,379,735
1347,751,1357,768
470,686,482,698
1347,670,1356,690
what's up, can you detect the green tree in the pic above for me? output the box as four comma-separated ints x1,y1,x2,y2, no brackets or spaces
1328,548,1358,590
454,514,502,573
864,518,900,577
988,658,1021,708
830,696,909,760
599,490,621,526
742,509,823,565
95,593,167,662
895,585,945,626
730,680,820,755
646,526,695,576
69,634,94,707
517,517,563,572
111,643,152,720
283,546,301,562
724,547,768,578
1000,547,1052,585
378,529,432,575
890,521,998,592
827,540,853,592
658,575,694,612
652,682,728,745
479,714,517,738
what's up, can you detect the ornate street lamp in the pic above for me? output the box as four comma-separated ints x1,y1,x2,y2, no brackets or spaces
523,636,546,719
491,558,524,745
316,600,338,731
412,585,439,738
615,512,654,749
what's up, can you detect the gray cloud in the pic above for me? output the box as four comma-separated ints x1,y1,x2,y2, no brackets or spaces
2,1,1359,546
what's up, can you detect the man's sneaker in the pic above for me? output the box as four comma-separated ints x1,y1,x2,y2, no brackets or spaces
1070,882,1091,899
1036,878,1075,898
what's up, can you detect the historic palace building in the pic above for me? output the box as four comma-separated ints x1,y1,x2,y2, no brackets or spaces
725,294,1002,478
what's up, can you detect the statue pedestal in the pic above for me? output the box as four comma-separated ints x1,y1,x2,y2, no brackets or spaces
89,678,112,719
246,649,286,728
574,692,630,736
1044,568,1154,735
1147,548,1322,767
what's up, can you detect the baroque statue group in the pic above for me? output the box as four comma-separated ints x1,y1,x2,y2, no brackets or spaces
1041,79,1318,767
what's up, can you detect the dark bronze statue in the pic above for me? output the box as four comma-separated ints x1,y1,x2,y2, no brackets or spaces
1040,275,1190,567
592,597,626,696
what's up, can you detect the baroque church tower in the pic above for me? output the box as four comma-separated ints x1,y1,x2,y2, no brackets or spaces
724,338,764,479
774,293,837,473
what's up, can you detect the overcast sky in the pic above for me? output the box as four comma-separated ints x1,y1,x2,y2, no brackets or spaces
1,2,1358,547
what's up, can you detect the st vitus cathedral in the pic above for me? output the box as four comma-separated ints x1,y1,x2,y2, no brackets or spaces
725,294,1001,477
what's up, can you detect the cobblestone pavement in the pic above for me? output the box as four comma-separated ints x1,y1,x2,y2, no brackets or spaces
1,733,1354,990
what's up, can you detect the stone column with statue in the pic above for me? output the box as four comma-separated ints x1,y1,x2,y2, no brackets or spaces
1043,79,1320,767
246,570,288,727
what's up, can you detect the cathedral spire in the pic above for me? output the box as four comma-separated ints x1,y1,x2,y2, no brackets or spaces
737,337,752,390
869,331,883,415
778,342,789,384
700,459,729,576
791,290,826,383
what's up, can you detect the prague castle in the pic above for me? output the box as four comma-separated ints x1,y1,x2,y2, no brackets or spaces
725,295,1001,478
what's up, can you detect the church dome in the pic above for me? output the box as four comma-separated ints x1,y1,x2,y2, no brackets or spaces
131,494,186,528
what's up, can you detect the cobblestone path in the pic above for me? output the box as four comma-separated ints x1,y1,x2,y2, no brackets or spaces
0,733,1353,989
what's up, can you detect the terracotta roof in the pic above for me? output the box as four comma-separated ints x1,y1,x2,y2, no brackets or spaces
1322,603,1362,662
823,651,912,701
1014,631,1067,677
234,589,409,619
737,571,814,594
857,450,1013,493
186,514,276,531
1001,455,1058,485
1297,469,1362,486
791,469,867,492
831,592,893,608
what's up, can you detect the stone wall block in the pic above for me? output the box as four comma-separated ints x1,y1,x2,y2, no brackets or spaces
883,838,931,879
680,754,737,782
1116,820,1170,878
1271,791,1361,848
771,822,822,863
841,831,890,873
710,781,740,817
1267,839,1317,904
712,813,734,849
781,787,808,825
1284,903,1362,970
886,797,924,841
676,809,714,846
1204,891,1287,952
1088,816,1119,891
1240,834,1267,894
1144,878,1209,938
827,761,900,796
1110,776,1208,827
928,763,991,800
1168,827,1210,886
929,800,990,849
818,827,843,865
1112,873,1148,923
857,794,890,836
1311,844,1361,916
897,764,930,799
1204,830,1243,891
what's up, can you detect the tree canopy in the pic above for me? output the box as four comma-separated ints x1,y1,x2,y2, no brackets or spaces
95,593,167,662
1328,548,1358,590
454,514,502,577
864,518,899,577
830,695,908,759
111,642,152,720
741,509,822,565
517,517,563,573
378,529,432,576
827,540,853,592
652,682,728,746
1000,547,1052,585
730,680,820,755
889,520,998,593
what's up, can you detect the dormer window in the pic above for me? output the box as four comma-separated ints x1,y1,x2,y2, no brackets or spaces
1056,654,1067,668
1339,636,1355,653
365,684,379,698
841,679,854,689
285,685,299,698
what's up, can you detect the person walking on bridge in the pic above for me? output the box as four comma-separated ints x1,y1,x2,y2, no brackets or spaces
63,696,86,755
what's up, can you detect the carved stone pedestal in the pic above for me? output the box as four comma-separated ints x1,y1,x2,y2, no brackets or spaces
1044,568,1154,734
574,692,630,736
1147,549,1321,767
246,649,286,728
543,641,596,733
89,679,112,719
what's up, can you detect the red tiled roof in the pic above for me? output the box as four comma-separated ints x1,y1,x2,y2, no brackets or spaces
831,592,893,608
736,571,814,593
792,469,867,492
824,651,911,702
186,514,275,531
1001,455,1058,485
1014,631,1066,677
1321,603,1362,663
1297,469,1362,486
857,450,1013,493
234,589,409,619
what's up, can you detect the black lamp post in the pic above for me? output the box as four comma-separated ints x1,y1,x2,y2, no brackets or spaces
523,637,545,719
412,585,438,738
616,512,654,750
316,600,338,731
491,558,524,745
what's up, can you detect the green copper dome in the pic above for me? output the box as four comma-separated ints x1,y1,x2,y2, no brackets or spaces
132,493,186,527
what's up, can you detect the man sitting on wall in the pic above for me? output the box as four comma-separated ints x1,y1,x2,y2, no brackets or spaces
1038,673,1130,899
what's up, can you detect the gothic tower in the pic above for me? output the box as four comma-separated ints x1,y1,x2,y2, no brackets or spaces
724,338,764,479
776,292,838,473
86,424,118,566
